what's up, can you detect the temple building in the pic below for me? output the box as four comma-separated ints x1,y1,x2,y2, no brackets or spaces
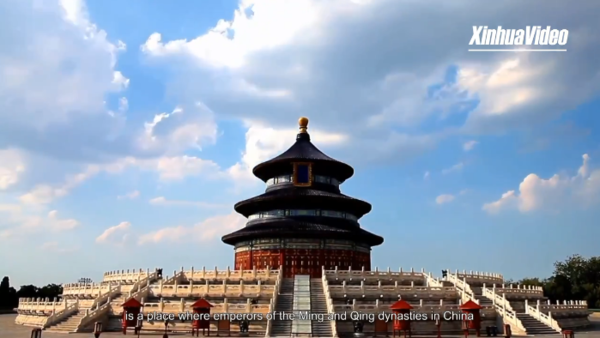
13,118,591,336
222,117,383,278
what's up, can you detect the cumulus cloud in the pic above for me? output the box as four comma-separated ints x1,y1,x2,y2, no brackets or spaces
96,221,131,244
442,162,464,175
117,190,140,200
483,154,600,214
0,208,79,239
463,140,478,152
149,197,226,209
40,241,79,253
0,149,25,190
436,194,455,205
141,0,600,166
138,212,245,245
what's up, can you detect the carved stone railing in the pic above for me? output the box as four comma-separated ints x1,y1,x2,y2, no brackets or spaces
125,272,159,304
481,286,526,334
149,282,275,298
327,283,457,298
332,302,496,316
76,301,112,332
322,271,338,338
446,272,475,303
452,269,504,283
182,266,280,282
323,267,426,283
265,268,282,338
526,304,562,333
486,283,544,297
103,268,154,283
72,285,120,332
62,284,112,298
142,300,272,314
423,272,444,288
42,301,79,329
90,285,121,310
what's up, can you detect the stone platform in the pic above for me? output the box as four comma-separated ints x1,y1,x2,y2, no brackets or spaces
3,314,600,338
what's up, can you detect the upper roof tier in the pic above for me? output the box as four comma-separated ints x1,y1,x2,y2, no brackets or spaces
252,117,354,182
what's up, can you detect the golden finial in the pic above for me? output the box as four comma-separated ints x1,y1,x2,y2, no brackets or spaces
298,116,309,133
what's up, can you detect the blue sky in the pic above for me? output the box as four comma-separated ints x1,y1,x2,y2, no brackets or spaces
1,0,599,287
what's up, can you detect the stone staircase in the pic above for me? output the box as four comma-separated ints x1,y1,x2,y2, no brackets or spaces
468,284,558,335
471,287,494,306
109,293,127,314
45,310,86,333
310,279,332,337
271,278,294,336
517,313,560,335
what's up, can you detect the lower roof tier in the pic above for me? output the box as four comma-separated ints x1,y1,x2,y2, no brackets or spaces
234,187,372,217
221,219,384,247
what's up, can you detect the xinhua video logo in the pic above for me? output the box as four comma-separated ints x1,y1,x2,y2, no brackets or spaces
469,26,569,52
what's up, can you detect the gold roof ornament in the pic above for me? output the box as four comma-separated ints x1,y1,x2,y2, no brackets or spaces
298,116,309,133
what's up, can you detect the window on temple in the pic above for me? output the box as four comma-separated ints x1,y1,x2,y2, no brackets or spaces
267,174,340,188
293,162,312,186
248,209,357,221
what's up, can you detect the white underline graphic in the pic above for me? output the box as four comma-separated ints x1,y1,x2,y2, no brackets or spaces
468,49,567,52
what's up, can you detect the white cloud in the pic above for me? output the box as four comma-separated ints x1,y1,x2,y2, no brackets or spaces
226,121,348,186
483,154,600,214
423,171,430,180
96,221,131,244
155,156,222,181
463,140,478,152
0,149,25,190
442,162,464,175
436,194,455,205
40,241,79,253
149,196,226,209
138,104,218,156
0,208,79,239
138,212,245,245
141,0,600,167
118,190,140,200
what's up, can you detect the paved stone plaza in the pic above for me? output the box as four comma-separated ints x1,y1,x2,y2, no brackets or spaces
2,314,600,338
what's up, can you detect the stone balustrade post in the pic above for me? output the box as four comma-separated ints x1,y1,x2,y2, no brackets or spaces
410,281,414,287
419,299,423,307
352,299,356,311
223,298,229,313
440,299,443,306
375,299,379,309
547,299,551,305
252,266,256,278
410,267,414,274
246,298,252,312
159,279,163,295
536,299,540,311
159,298,164,312
222,279,227,293
378,281,382,290
360,281,364,293
240,280,244,293
258,280,262,293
